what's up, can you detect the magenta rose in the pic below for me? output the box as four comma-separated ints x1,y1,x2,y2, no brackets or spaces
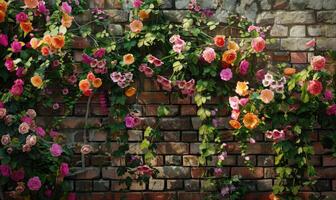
326,104,336,116
15,12,28,22
5,58,14,72
0,164,11,176
11,169,25,182
239,60,249,75
0,34,8,47
35,127,46,137
67,192,77,200
50,143,63,157
220,68,233,81
311,56,326,71
11,41,23,53
93,48,106,58
61,2,72,14
307,80,323,96
27,176,42,191
59,162,70,177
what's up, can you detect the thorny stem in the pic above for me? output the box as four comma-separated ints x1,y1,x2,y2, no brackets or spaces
81,94,93,168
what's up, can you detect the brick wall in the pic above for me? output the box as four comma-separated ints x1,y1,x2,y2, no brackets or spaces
62,0,336,199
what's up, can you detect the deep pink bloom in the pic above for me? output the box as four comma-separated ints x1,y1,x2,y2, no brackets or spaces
239,60,249,75
326,104,336,116
125,115,135,128
239,98,249,106
16,12,29,22
11,41,23,53
93,48,106,58
59,163,69,177
35,127,46,137
49,130,59,138
38,1,49,15
61,2,72,14
248,25,260,32
11,169,25,182
220,68,233,81
214,168,223,177
27,176,42,191
272,129,285,141
132,0,143,8
50,143,63,157
147,55,163,67
324,90,334,101
16,67,26,77
67,192,77,200
137,165,153,176
5,58,15,72
256,69,266,81
10,84,24,96
0,34,8,47
0,164,11,177
45,189,53,198
307,80,323,96
82,54,94,65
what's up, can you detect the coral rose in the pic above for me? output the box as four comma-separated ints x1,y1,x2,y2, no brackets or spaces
229,119,241,129
227,41,239,51
235,81,249,96
92,78,102,88
62,13,74,28
243,113,259,129
125,87,137,97
283,67,296,76
138,10,149,20
43,35,52,45
20,21,33,33
222,49,237,65
79,79,90,92
123,53,135,65
31,75,43,88
307,80,323,96
51,35,65,49
213,35,225,47
41,46,50,56
202,47,216,63
311,56,326,71
252,36,266,53
87,72,95,81
24,0,39,8
260,89,274,104
130,20,143,33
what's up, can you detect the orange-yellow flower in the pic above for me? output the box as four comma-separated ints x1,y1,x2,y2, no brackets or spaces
24,0,39,8
229,119,241,129
41,46,50,56
222,49,237,65
123,53,135,65
235,81,249,96
30,38,40,49
43,35,52,46
260,89,274,104
227,41,240,51
243,113,259,129
61,13,74,28
31,75,43,88
20,21,33,33
125,87,137,97
0,10,5,23
138,10,150,21
51,35,65,49
130,20,143,33
0,1,8,12
92,78,102,88
79,79,90,92
284,67,296,76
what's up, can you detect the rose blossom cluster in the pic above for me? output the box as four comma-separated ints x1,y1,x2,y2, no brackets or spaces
266,129,286,141
169,35,186,53
124,113,141,128
262,72,286,94
82,49,108,74
10,79,24,96
110,71,134,88
78,72,102,96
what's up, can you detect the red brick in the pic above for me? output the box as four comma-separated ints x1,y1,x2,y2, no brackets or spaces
313,143,325,154
157,143,189,154
291,52,307,64
72,37,90,49
138,92,169,104
159,118,191,130
181,105,197,116
143,79,161,91
231,167,264,179
70,167,100,179
177,192,208,200
143,192,176,200
183,155,199,166
112,192,143,200
271,52,290,62
323,156,336,166
247,143,274,154
317,167,336,178
244,192,272,200
170,93,191,104
181,131,198,142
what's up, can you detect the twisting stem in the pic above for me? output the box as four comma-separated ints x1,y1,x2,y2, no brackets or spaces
81,94,93,168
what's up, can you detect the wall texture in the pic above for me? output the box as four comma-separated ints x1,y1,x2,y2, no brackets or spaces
58,0,336,199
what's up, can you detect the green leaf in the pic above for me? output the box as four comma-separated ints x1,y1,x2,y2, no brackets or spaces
173,61,183,72
157,105,170,117
144,127,153,137
140,139,150,150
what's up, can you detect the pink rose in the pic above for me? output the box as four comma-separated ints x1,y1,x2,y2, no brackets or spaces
11,41,23,53
239,60,249,75
110,72,122,82
0,164,11,177
49,130,59,138
16,67,26,77
16,12,28,22
35,127,46,137
125,115,135,128
272,129,285,141
19,122,30,134
38,1,49,15
220,68,233,81
93,48,106,58
0,34,8,47
27,176,42,191
307,80,323,96
248,25,260,32
26,109,37,118
50,143,63,157
306,39,316,48
61,2,72,14
67,192,77,200
11,169,25,182
26,135,37,146
231,109,240,120
59,162,70,177
132,0,143,8
251,37,266,53
326,104,336,116
324,90,334,101
202,47,216,63
229,96,239,110
5,58,15,72
239,98,249,106
1,134,10,145
80,144,93,155
10,84,24,96
0,108,6,119
311,56,326,71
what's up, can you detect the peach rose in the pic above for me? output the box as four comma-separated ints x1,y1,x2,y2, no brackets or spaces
222,49,237,65
283,67,296,76
92,78,102,88
24,0,39,8
130,20,143,33
243,113,259,129
31,75,43,88
0,107,6,118
202,47,216,63
30,38,40,49
252,37,266,53
213,35,225,47
26,109,37,118
1,134,11,145
125,87,137,97
0,2,8,12
26,135,37,146
19,122,30,134
43,35,52,46
86,72,95,81
79,79,90,92
311,56,326,71
235,81,249,96
51,35,65,49
138,10,149,21
260,89,274,104
61,13,74,28
227,41,239,51
229,119,241,129
81,144,93,154
123,53,135,65
20,21,33,33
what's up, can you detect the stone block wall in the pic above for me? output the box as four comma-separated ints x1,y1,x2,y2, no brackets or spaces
56,0,336,199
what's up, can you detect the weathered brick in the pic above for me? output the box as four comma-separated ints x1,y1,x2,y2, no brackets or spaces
157,143,189,154
317,11,336,23
231,167,264,179
270,24,288,37
143,192,176,200
291,52,308,64
191,167,206,178
70,167,101,179
149,179,165,190
317,167,336,178
128,130,143,141
93,180,110,192
166,155,182,165
159,118,191,130
76,180,92,192
170,93,191,104
323,156,336,166
163,131,181,142
257,155,274,166
181,105,197,116
143,79,161,91
156,166,191,178
183,155,199,166
275,11,315,24
256,179,273,191
281,38,313,51
105,10,129,23
138,92,169,104
185,180,200,191
290,25,306,37
181,131,198,142
102,167,127,179
167,180,183,190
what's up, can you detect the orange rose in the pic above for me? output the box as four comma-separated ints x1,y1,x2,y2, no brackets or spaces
213,35,225,47
123,53,135,65
243,113,259,129
260,89,274,104
138,10,149,21
51,35,65,49
125,87,137,97
41,46,50,56
227,41,240,51
79,79,90,92
235,81,249,96
20,21,33,33
269,193,280,200
43,35,52,46
31,75,43,88
229,119,241,129
61,13,74,28
24,0,39,8
284,67,296,76
222,49,237,65
30,38,40,49
0,10,5,23
129,20,143,33
92,78,102,88
0,1,8,12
